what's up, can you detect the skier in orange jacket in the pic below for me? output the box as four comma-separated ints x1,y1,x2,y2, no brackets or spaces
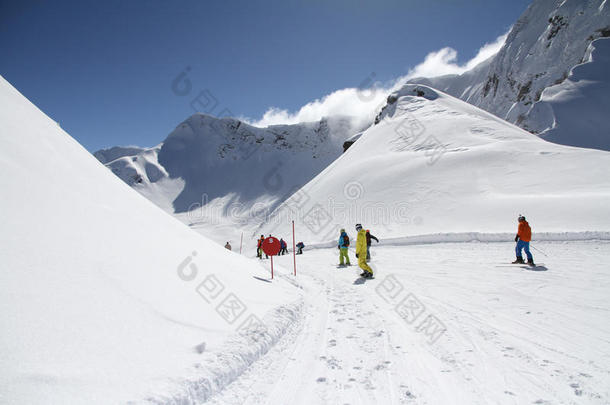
513,215,534,265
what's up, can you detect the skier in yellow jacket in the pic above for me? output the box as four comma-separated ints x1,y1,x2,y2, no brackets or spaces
355,224,373,278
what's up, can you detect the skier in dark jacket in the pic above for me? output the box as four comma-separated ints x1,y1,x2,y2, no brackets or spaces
365,230,379,261
296,242,305,255
279,238,288,255
257,235,263,259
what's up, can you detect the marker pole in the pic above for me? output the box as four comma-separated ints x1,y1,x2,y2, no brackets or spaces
292,220,296,276
271,255,274,279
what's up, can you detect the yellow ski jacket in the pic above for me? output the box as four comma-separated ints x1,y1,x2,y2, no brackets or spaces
356,229,367,255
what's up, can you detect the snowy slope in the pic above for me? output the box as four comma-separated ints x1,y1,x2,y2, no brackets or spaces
410,0,610,150
261,84,610,244
0,75,300,404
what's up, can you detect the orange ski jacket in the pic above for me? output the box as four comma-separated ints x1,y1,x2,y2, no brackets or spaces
517,221,532,242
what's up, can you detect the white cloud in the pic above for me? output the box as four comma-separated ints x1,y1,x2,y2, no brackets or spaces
246,31,509,127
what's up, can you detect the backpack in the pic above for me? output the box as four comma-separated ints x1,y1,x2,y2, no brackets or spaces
343,234,350,247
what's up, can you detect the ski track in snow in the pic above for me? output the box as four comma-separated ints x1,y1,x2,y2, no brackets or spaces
204,241,610,405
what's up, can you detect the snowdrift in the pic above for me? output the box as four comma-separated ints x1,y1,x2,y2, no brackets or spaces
261,84,610,243
0,76,299,404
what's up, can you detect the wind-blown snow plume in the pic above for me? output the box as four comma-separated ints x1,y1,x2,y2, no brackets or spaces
246,32,508,128
247,85,390,128
403,31,509,79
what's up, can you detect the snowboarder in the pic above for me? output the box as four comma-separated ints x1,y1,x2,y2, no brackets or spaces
296,241,305,255
513,215,535,265
365,229,379,261
337,228,351,267
225,242,232,251
355,224,373,278
279,238,288,255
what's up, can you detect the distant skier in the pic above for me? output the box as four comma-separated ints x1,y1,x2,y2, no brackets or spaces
279,238,288,255
365,229,379,261
355,224,373,278
513,215,535,265
296,242,305,255
257,235,265,259
337,228,351,267
225,242,232,251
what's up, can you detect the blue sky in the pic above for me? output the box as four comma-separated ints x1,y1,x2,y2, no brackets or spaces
1,0,532,152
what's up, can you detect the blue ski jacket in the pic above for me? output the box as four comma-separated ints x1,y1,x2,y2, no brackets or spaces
338,232,349,248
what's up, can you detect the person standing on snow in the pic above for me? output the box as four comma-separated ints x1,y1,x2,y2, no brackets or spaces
279,238,288,255
337,228,351,267
513,215,535,265
257,235,265,259
355,224,373,278
365,230,379,261
225,242,232,251
296,242,305,255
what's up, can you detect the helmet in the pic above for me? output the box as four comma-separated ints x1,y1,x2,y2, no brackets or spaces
355,223,362,231
518,215,526,222
340,228,345,233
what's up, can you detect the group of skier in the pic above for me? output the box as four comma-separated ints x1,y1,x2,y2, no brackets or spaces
337,225,379,278
256,234,290,259
333,215,535,279
252,215,534,276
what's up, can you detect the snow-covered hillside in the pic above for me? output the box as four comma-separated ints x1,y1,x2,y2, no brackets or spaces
0,75,300,404
261,84,610,243
410,0,610,150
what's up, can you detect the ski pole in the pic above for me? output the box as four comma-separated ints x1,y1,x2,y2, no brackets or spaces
531,245,548,257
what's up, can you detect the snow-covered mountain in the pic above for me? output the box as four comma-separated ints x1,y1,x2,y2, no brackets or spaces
260,84,610,243
409,0,610,150
157,114,360,212
94,114,364,244
96,115,360,207
0,75,300,404
94,144,167,186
